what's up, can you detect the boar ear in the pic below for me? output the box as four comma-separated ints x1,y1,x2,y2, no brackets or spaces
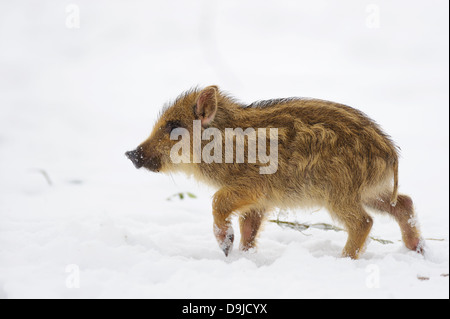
195,86,218,126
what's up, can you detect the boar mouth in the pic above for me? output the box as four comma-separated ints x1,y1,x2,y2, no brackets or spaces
142,157,162,172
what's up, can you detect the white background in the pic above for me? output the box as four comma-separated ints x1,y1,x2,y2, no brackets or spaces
0,0,448,298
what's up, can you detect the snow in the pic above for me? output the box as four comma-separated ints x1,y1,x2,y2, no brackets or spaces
0,0,448,299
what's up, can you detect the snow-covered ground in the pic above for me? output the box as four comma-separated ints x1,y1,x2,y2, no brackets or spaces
0,0,448,299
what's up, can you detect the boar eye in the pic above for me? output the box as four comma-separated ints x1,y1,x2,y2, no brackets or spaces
165,120,182,134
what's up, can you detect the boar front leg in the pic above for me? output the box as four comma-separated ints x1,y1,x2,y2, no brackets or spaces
239,210,264,252
212,188,259,257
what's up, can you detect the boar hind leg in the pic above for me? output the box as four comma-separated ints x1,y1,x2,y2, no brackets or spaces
365,193,423,253
212,188,259,257
239,210,264,252
329,202,373,259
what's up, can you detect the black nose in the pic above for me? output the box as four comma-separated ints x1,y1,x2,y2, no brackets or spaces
125,148,145,169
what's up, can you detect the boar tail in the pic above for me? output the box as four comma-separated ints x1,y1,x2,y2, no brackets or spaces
390,158,399,207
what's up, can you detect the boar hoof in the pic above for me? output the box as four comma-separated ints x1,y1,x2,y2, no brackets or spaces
408,238,425,255
214,224,234,257
222,234,234,257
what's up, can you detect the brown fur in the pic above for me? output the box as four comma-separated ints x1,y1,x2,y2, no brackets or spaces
126,85,423,259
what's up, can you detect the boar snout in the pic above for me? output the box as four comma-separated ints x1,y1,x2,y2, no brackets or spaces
125,147,162,172
125,148,146,169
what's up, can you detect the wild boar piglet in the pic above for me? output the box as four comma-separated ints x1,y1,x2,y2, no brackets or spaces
126,85,423,259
